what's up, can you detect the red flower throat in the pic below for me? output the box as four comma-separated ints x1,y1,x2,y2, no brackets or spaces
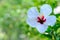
37,16,46,24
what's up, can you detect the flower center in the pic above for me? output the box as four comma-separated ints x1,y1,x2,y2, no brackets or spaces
37,16,46,24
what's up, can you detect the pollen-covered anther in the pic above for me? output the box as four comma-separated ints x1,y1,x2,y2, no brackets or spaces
37,16,46,24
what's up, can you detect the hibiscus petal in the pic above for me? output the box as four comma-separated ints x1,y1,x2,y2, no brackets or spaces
26,18,39,27
40,4,52,17
36,24,48,33
45,16,56,26
54,6,60,14
27,7,39,19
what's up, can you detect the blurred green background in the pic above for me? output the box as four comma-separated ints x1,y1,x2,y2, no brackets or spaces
0,0,60,40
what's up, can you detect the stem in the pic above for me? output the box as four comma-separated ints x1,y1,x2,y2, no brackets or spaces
51,28,56,40
52,35,55,40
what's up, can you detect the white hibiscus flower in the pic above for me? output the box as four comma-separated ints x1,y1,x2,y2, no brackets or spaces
54,6,60,14
26,4,56,33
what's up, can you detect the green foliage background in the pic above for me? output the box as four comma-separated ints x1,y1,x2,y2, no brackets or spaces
0,0,60,40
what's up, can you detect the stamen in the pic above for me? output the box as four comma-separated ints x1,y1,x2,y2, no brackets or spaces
42,16,44,20
37,17,41,22
43,19,46,22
